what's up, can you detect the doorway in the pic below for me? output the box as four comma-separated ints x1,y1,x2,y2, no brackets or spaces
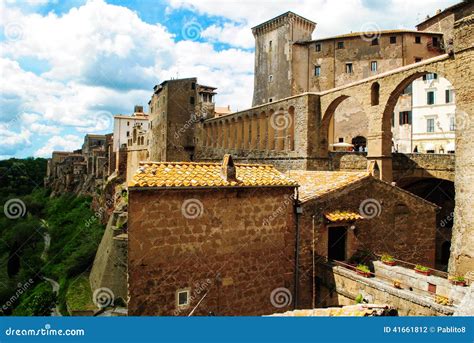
328,226,347,261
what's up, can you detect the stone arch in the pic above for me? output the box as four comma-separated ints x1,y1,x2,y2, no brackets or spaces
217,121,224,148
258,111,267,151
287,106,295,151
319,95,350,157
371,82,380,106
267,109,275,150
250,113,259,150
236,116,243,150
275,107,286,151
229,118,236,149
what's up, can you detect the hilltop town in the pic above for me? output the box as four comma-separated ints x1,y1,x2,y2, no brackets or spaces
44,1,474,316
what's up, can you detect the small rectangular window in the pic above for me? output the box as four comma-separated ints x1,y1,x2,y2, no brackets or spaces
427,91,435,105
315,43,321,52
191,82,196,90
268,75,273,82
314,65,321,76
126,131,130,137
399,111,412,125
269,40,272,51
345,63,353,74
190,96,195,105
337,41,344,49
432,37,439,47
415,57,422,63
371,38,379,46
338,137,344,143
450,116,455,131
392,112,395,127
268,98,273,103
445,89,453,103
390,36,397,44
370,61,377,72
415,36,421,44
427,118,435,132
176,289,190,307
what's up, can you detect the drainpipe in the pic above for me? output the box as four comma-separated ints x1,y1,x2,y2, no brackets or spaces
293,188,301,309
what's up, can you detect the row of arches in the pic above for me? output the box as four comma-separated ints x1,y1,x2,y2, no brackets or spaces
202,107,296,152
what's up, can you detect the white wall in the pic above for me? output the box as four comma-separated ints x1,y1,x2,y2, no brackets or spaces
113,116,149,152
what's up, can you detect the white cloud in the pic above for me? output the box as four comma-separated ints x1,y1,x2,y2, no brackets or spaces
34,134,83,157
201,23,254,49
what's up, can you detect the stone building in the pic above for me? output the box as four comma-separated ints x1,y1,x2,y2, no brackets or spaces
288,170,439,308
148,78,217,163
126,122,149,183
128,155,298,315
252,12,445,106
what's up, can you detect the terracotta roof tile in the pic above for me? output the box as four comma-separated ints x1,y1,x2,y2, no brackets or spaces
129,161,298,188
324,210,364,222
287,170,370,202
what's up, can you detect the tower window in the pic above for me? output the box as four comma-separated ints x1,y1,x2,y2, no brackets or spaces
370,61,377,72
269,40,272,51
315,43,321,52
314,65,321,76
415,57,422,63
415,36,421,44
191,82,196,90
432,37,439,47
345,63,353,74
176,289,190,307
390,36,397,44
190,96,195,105
337,41,344,49
371,38,379,46
268,75,273,82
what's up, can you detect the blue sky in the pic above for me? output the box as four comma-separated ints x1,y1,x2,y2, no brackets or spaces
0,0,459,159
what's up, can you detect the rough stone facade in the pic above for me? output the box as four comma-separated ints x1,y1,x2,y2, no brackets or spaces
128,187,296,316
294,175,438,308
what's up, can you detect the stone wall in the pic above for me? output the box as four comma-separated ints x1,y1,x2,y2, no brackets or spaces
316,264,455,316
128,187,296,316
297,177,438,308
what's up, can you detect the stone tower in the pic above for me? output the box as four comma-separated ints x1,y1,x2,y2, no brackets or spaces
251,12,316,107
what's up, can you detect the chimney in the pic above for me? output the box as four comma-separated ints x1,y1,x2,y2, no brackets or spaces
134,105,143,113
220,154,237,182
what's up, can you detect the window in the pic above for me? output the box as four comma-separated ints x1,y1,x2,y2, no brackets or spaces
314,65,321,76
427,118,435,132
399,111,412,125
427,91,435,105
450,116,455,131
415,57,422,63
126,131,130,137
269,40,272,51
203,93,208,102
415,36,421,44
423,73,437,81
390,36,397,44
371,38,379,46
127,121,130,126
190,96,195,105
432,37,439,47
345,63,353,74
269,98,273,103
337,41,344,49
176,289,190,307
315,43,321,52
370,61,377,72
268,75,273,82
338,137,344,143
445,89,453,103
191,82,196,90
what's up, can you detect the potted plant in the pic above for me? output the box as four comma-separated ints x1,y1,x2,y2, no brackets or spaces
449,276,467,287
355,264,371,277
381,254,396,266
414,264,431,276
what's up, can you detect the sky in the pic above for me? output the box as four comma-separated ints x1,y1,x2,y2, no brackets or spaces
0,0,459,159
